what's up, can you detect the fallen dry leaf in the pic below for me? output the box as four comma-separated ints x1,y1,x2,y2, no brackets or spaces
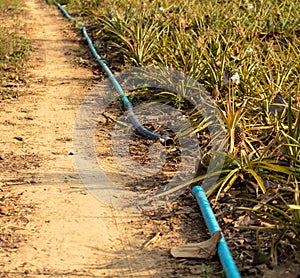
142,232,161,249
170,231,222,259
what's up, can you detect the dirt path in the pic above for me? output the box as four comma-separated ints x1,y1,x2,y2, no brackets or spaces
0,0,155,277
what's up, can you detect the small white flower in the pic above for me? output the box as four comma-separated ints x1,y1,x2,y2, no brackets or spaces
230,72,240,85
246,47,253,54
247,3,254,10
159,6,165,12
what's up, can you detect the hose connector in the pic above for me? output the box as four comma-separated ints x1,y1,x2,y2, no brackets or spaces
159,136,173,146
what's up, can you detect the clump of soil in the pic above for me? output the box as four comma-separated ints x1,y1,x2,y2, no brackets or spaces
0,182,34,253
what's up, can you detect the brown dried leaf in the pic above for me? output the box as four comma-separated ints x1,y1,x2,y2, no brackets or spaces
223,217,233,224
234,214,256,227
170,231,222,259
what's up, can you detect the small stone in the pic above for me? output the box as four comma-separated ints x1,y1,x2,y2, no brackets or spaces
14,136,23,141
0,205,9,215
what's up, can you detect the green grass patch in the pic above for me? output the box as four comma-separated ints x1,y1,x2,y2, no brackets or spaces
0,0,30,99
0,0,22,10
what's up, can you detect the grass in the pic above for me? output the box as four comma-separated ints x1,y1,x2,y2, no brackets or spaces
62,0,299,269
0,0,30,99
0,0,22,9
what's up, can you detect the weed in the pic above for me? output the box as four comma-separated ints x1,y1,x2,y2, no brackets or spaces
0,0,30,98
0,0,22,9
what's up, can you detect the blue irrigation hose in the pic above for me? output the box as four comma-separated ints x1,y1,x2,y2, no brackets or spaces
53,2,239,277
192,186,241,278
53,0,171,144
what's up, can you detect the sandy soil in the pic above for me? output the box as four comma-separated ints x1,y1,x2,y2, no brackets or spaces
0,1,157,277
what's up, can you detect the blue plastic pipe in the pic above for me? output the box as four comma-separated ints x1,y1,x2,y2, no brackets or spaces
53,2,240,277
192,186,241,278
53,1,171,143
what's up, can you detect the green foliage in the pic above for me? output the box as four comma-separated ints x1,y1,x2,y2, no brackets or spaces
0,30,30,64
238,187,300,263
73,0,299,96
277,95,300,166
98,7,166,66
0,0,21,9
64,0,299,135
0,0,30,98
66,0,299,254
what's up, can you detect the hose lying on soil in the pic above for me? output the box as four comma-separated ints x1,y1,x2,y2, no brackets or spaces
53,0,171,145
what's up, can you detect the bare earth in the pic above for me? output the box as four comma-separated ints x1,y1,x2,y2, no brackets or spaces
0,0,163,277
